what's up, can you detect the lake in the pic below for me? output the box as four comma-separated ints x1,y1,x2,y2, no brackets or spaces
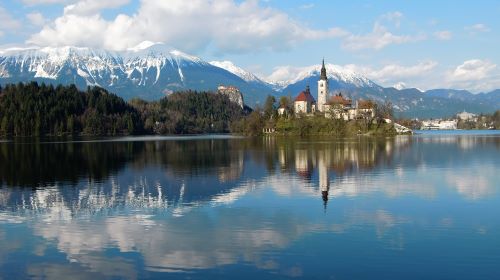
0,131,499,279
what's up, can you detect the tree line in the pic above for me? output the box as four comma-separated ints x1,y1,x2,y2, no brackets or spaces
129,90,250,134
0,82,248,137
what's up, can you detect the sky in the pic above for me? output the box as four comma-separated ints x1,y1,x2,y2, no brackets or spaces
0,0,499,92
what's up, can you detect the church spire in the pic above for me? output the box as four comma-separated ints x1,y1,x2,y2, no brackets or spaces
320,58,327,81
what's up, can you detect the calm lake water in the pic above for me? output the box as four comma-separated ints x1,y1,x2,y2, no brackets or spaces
1,131,500,279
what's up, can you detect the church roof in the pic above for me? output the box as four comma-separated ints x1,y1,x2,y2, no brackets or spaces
327,94,352,106
294,88,316,103
320,59,328,81
358,100,374,109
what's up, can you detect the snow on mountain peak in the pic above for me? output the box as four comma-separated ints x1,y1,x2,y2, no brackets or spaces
393,82,406,90
169,50,203,63
209,60,262,82
123,42,204,65
0,44,210,89
266,63,377,90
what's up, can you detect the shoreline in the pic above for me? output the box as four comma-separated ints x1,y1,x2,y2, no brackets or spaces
0,129,500,144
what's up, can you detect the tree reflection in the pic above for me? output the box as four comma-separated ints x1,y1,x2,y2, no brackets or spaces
0,134,499,279
1,134,499,209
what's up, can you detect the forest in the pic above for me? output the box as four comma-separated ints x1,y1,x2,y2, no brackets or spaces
0,82,248,136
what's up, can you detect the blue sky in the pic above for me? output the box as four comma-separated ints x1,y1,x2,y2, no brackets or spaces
0,0,499,92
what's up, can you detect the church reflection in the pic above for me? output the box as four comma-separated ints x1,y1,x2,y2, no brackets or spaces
1,134,499,279
274,137,398,208
0,136,413,213
318,149,330,210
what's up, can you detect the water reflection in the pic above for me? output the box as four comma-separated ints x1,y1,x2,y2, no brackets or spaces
1,134,499,215
0,133,499,279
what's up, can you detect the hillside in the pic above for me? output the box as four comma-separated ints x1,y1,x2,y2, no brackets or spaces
0,82,247,136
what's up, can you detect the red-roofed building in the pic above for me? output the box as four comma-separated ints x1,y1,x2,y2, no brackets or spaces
327,93,352,107
324,93,375,120
294,86,316,114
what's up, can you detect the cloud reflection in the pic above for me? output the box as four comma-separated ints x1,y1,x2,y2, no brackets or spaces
0,134,498,278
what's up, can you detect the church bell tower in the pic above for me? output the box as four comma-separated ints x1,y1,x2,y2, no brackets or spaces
318,59,329,112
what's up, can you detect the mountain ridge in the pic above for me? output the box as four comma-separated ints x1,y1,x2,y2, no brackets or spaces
1,43,499,118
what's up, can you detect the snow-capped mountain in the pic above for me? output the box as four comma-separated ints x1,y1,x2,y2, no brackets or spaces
0,43,499,117
0,42,275,104
267,64,379,91
209,60,263,83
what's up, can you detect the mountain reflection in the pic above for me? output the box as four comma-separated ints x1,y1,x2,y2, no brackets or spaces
1,134,499,211
0,136,412,212
0,134,499,278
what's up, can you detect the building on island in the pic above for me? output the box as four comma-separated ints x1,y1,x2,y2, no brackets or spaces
292,59,375,120
317,59,329,112
325,97,375,121
277,105,287,116
357,100,376,118
324,93,355,120
294,85,316,114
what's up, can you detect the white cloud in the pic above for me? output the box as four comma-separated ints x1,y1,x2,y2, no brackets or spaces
266,65,310,83
339,12,426,51
28,0,347,53
465,23,490,34
342,22,425,51
344,61,438,84
0,6,22,36
388,59,500,92
448,59,496,82
26,12,47,26
64,0,130,16
433,30,452,40
444,60,500,92
30,14,110,48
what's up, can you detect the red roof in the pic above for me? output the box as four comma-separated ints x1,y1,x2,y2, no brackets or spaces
328,95,352,106
358,100,374,109
294,90,316,103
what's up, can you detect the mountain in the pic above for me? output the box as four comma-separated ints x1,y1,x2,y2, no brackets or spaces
0,42,276,105
1,44,499,118
266,64,499,118
209,60,263,83
269,64,380,94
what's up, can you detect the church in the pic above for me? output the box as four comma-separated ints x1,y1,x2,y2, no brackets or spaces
293,59,328,115
293,59,374,120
